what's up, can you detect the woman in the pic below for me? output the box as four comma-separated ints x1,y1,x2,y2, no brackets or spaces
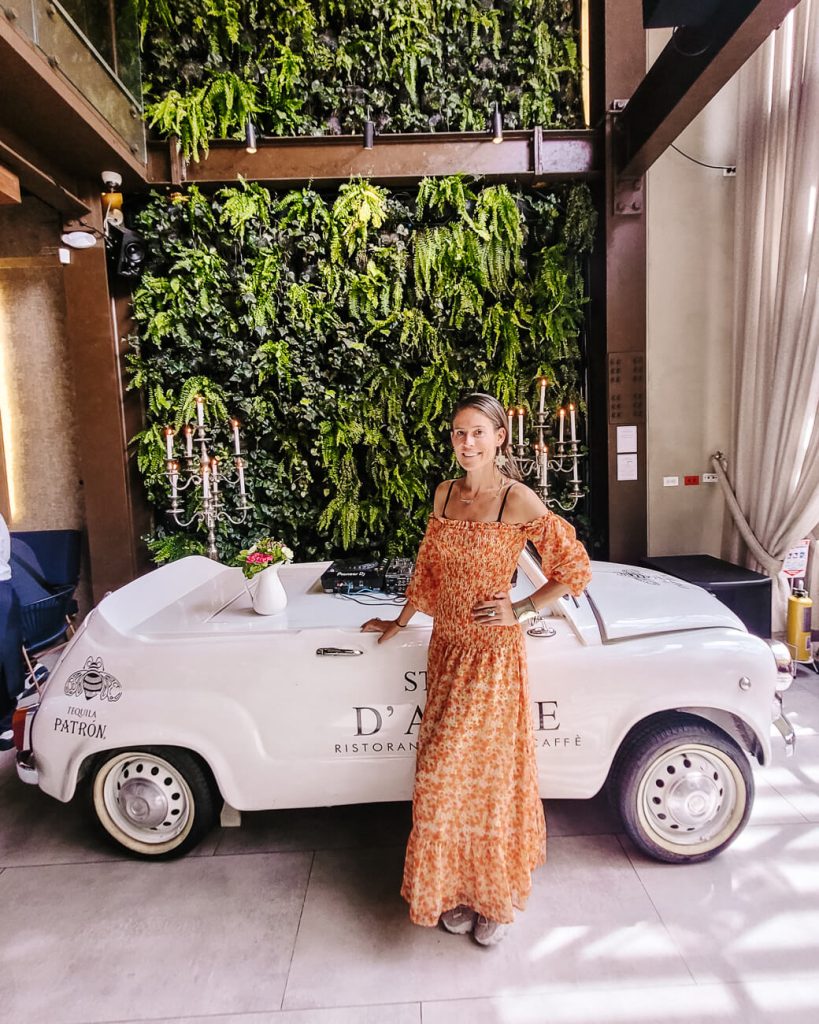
362,393,591,946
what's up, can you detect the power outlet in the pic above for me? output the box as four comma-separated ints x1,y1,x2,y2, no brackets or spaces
723,166,737,177
684,475,700,486
702,473,718,483
663,476,679,487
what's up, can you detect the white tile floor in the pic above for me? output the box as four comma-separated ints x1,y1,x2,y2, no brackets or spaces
2,669,819,1024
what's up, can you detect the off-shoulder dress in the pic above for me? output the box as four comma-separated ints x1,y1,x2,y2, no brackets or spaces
401,486,591,926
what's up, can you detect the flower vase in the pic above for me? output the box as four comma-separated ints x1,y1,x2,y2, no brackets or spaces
251,563,287,615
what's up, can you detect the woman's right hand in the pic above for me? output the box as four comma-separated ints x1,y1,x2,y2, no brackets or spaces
360,617,403,644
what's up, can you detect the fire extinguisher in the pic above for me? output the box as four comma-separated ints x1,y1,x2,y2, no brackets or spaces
787,579,814,663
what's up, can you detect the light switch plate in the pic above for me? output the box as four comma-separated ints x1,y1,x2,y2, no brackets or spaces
663,476,679,487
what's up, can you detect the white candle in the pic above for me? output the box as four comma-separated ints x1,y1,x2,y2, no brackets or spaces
183,424,193,458
517,407,524,446
163,427,174,459
538,377,547,414
210,457,219,493
558,408,565,444
572,453,580,485
201,460,209,502
569,403,577,442
196,396,205,427
236,457,245,496
170,460,179,500
507,407,514,441
230,418,241,455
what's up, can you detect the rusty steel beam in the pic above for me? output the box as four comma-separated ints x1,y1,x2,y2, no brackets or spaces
0,18,147,191
0,163,21,205
147,129,602,189
617,0,801,178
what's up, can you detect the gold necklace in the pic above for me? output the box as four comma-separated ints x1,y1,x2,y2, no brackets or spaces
457,478,506,503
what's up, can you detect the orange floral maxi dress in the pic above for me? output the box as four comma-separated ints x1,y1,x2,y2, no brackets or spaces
401,510,592,926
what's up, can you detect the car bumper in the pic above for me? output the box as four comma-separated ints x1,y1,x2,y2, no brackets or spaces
773,710,796,757
16,750,39,785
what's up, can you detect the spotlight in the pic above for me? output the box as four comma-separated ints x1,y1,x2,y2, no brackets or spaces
100,170,124,235
490,102,503,144
363,108,375,150
245,117,257,154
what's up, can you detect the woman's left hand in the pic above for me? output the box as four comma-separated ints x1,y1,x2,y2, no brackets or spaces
471,591,515,626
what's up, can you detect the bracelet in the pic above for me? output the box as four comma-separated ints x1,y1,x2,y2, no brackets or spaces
395,620,408,628
512,597,539,624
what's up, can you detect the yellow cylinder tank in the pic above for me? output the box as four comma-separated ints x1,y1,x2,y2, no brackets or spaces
787,581,814,663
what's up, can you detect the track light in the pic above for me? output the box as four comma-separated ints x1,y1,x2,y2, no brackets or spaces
363,108,375,150
491,102,503,144
245,117,257,154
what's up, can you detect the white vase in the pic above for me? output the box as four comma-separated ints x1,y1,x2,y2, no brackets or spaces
251,563,287,615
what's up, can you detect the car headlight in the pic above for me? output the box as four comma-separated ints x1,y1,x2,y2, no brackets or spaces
765,639,794,691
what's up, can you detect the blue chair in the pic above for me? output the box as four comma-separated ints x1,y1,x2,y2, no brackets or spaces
10,531,80,669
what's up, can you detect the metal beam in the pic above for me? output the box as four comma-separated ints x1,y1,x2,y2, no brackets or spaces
0,163,21,205
0,133,89,217
0,18,147,191
147,129,602,189
617,0,801,178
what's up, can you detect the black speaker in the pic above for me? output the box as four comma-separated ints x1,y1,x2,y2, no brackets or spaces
643,1,722,27
106,224,147,278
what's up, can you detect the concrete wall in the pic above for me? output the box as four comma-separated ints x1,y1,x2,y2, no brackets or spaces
645,30,738,557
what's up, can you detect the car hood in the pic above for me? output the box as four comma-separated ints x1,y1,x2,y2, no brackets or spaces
585,562,746,641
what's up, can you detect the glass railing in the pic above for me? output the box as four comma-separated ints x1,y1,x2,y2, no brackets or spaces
15,0,145,160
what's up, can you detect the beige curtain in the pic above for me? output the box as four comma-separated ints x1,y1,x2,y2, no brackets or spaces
721,0,819,630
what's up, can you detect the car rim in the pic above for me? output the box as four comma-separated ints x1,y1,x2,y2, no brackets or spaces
98,753,194,846
636,742,746,854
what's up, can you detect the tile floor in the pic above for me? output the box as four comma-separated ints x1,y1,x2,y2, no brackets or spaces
2,669,819,1024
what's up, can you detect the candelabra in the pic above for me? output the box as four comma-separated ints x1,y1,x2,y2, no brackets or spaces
162,396,251,560
507,377,587,513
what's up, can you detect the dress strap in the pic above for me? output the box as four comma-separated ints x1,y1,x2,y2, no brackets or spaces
441,480,456,519
496,482,515,522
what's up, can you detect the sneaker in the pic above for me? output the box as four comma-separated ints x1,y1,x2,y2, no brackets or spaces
0,730,13,752
440,905,477,935
473,915,510,946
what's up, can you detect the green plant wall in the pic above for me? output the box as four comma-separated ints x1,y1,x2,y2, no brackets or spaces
129,177,595,564
137,0,582,159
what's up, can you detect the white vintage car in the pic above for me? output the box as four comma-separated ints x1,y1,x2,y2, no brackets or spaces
12,549,795,864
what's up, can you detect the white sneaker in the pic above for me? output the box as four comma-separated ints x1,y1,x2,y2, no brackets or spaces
473,915,510,946
440,905,477,935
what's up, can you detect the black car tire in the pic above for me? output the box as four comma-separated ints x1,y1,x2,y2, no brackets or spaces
88,747,218,859
609,713,754,864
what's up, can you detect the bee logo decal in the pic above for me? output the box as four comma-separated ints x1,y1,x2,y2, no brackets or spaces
64,657,123,702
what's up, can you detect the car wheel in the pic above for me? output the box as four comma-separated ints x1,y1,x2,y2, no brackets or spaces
609,714,754,864
89,748,217,859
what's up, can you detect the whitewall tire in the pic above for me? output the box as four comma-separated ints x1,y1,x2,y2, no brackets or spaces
609,714,754,864
89,748,217,858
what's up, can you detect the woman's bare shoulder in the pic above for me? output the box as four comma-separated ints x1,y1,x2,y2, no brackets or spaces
503,481,549,523
432,479,456,516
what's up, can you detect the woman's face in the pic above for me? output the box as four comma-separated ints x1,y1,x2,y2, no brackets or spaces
451,408,505,472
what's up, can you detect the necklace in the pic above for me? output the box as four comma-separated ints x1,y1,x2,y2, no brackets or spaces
457,479,506,503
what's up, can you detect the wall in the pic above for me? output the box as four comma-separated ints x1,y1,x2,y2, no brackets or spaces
0,197,84,532
645,30,738,557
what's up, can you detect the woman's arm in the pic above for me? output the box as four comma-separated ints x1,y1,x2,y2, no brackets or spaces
361,480,450,643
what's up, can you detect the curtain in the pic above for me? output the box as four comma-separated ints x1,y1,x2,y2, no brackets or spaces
723,0,819,630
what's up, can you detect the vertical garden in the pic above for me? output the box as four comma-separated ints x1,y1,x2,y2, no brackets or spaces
130,1,594,563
